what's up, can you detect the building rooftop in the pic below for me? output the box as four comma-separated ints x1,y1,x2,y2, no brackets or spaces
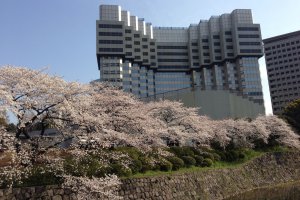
263,30,300,44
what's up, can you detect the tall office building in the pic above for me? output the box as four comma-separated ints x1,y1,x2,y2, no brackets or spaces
96,5,264,106
264,31,300,114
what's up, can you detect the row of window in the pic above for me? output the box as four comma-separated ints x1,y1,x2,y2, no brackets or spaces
239,42,261,46
157,46,188,49
99,48,123,52
237,27,259,31
240,49,262,53
99,32,122,36
265,40,300,51
158,59,189,62
99,24,122,29
238,34,260,38
99,40,123,44
157,52,188,56
266,46,300,56
158,65,189,69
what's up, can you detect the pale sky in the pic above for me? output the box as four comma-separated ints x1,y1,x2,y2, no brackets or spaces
1,0,300,115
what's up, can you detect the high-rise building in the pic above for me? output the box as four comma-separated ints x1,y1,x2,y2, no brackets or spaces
96,5,265,116
264,31,300,114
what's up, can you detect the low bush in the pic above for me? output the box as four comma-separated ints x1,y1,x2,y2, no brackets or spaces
201,158,213,167
169,146,195,157
17,166,61,187
212,153,221,161
194,155,204,166
129,159,143,174
109,162,132,177
139,156,153,172
159,160,173,172
181,156,196,167
200,152,215,161
168,157,184,171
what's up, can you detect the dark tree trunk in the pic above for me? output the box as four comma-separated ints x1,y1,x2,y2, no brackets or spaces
16,127,30,139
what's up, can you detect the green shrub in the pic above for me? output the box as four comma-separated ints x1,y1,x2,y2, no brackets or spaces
64,155,103,178
115,147,142,160
159,160,173,172
129,159,143,174
225,149,247,162
109,163,132,177
168,157,184,170
169,147,194,157
181,156,196,167
200,152,215,161
225,150,240,162
201,158,213,167
139,156,153,172
17,166,61,187
212,153,221,161
194,155,204,166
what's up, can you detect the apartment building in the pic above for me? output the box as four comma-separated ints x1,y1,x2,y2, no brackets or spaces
96,5,265,118
264,31,300,114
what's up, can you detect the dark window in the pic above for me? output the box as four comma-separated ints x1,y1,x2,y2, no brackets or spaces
193,56,199,59
193,63,199,66
98,32,123,36
134,34,140,38
202,39,209,42
157,52,188,56
134,41,140,45
227,53,234,57
203,52,210,56
125,29,131,33
158,65,189,69
238,34,260,38
142,45,148,48
125,37,132,41
98,40,123,44
192,43,198,46
204,59,210,63
213,35,220,39
150,42,155,45
135,56,141,59
157,46,188,49
98,48,123,52
226,45,233,49
150,49,155,52
157,59,189,62
143,52,148,56
237,27,259,31
214,49,221,53
214,42,220,46
203,46,209,49
126,52,132,56
225,31,232,35
215,56,222,60
134,48,140,52
226,38,233,42
142,38,148,42
240,49,262,53
125,44,132,48
150,55,156,59
192,49,198,53
98,24,122,29
239,42,261,46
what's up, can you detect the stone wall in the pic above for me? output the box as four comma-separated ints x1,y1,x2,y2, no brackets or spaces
1,151,300,200
0,185,76,200
119,151,300,200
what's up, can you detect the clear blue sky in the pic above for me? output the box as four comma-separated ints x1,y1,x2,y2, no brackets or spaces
1,0,300,115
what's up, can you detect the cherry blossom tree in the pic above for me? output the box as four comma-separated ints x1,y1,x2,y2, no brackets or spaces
1,66,300,200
